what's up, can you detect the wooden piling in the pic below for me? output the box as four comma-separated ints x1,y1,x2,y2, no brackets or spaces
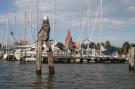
36,16,53,75
47,51,54,74
13,48,15,61
80,58,83,63
46,42,54,75
20,48,24,63
36,41,43,75
128,47,135,71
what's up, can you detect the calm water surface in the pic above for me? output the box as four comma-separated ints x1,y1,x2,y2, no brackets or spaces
0,60,135,89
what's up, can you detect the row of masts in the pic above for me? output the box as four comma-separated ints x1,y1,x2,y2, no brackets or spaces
77,0,103,43
0,0,103,50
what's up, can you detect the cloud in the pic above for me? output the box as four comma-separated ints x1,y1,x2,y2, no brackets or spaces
1,0,134,28
0,0,135,45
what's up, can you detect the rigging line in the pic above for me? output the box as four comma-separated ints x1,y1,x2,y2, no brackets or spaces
30,0,32,43
100,0,103,42
88,0,94,38
25,11,31,43
3,16,5,45
13,16,17,42
77,6,83,43
23,0,28,45
24,11,27,43
2,16,5,45
89,1,100,42
7,18,11,46
37,0,39,36
25,0,32,44
6,18,8,49
86,0,92,55
25,9,36,43
87,0,92,38
8,18,15,44
53,0,55,43
25,1,36,43
77,0,91,43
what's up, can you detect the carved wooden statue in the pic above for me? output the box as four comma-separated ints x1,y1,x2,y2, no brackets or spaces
37,16,50,41
36,16,54,75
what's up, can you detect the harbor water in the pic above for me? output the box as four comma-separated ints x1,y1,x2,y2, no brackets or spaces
0,60,135,89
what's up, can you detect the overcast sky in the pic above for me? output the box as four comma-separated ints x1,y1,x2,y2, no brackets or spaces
0,0,135,46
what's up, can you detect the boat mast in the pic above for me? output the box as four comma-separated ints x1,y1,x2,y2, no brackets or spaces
100,0,103,42
77,6,83,43
99,0,103,56
24,0,27,46
30,0,32,43
7,18,9,49
2,17,4,48
36,0,39,37
89,1,100,42
24,11,27,46
53,0,55,43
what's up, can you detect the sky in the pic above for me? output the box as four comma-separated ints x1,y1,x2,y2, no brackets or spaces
0,0,135,46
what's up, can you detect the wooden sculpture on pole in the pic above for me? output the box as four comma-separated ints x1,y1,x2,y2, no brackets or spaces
36,16,54,75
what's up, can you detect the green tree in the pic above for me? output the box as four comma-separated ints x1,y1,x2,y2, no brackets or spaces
104,40,111,49
96,43,100,50
122,41,130,55
89,42,96,48
81,43,87,49
130,43,135,47
56,42,65,50
117,47,123,55
96,42,104,50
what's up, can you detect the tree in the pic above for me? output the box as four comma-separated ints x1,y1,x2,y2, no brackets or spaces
81,43,87,49
117,47,123,55
89,42,96,48
130,43,135,47
96,43,100,50
122,41,130,55
56,42,65,50
104,40,111,49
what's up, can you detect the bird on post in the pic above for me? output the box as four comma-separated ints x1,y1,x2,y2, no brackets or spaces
37,16,50,42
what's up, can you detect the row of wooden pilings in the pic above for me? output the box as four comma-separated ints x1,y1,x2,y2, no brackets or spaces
35,46,135,75
36,41,54,75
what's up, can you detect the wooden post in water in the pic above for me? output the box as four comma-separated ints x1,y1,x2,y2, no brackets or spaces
36,41,43,74
13,47,15,61
46,42,54,74
128,47,135,71
36,16,54,75
20,48,23,63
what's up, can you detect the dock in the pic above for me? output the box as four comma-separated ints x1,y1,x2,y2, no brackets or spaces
42,55,126,64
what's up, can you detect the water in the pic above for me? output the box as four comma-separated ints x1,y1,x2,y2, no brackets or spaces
0,60,135,89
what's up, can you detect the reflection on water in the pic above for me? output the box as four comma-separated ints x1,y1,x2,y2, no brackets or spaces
34,74,54,89
0,60,135,89
47,74,54,89
34,75,42,89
